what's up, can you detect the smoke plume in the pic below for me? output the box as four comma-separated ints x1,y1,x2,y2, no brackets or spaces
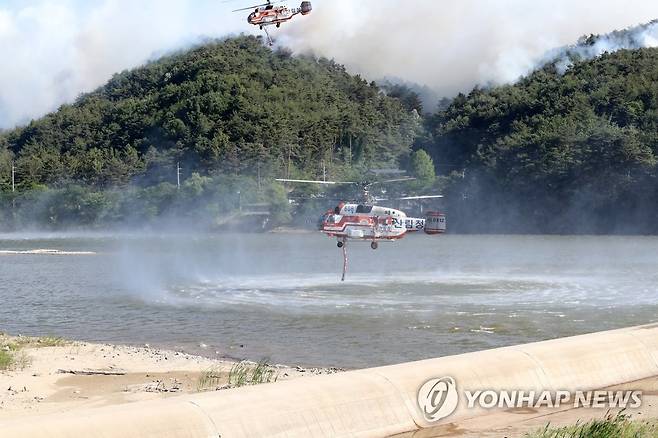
1,0,658,128
0,0,246,129
545,20,658,74
278,1,658,99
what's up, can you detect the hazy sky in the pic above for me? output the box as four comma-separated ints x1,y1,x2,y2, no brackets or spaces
1,0,657,129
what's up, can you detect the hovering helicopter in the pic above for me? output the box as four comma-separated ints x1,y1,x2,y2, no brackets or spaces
276,177,447,280
229,0,312,44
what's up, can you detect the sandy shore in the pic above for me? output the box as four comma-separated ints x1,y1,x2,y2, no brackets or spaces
0,333,341,421
3,333,658,437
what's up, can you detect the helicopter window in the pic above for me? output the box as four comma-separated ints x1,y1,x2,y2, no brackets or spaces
356,205,373,214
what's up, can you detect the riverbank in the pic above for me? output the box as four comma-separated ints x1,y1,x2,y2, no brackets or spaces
0,333,342,421
4,326,658,437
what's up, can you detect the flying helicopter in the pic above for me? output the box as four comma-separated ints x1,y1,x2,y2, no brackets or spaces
228,0,312,45
276,177,447,280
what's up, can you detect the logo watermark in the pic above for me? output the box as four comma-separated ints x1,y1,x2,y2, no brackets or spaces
417,377,459,422
417,376,642,423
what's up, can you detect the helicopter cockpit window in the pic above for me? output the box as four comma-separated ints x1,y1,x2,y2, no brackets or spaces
356,205,373,214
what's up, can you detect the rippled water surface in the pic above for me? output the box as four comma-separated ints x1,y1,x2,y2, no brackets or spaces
1,233,657,368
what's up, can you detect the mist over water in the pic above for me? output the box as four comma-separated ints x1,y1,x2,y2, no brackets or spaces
1,233,658,368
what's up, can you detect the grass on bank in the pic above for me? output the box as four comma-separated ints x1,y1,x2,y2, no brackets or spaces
197,359,278,392
32,336,67,347
0,347,31,371
0,333,68,371
0,349,12,370
197,365,224,391
526,412,658,438
1,334,68,349
228,360,278,387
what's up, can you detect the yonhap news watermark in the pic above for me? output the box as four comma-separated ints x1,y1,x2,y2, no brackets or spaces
418,377,642,423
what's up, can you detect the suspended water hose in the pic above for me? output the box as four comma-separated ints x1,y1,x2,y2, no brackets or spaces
341,241,348,282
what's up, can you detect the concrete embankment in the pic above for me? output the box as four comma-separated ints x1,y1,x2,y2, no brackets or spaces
3,324,658,437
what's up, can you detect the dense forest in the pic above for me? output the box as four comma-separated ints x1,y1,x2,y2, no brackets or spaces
424,47,658,233
1,33,658,233
0,36,421,229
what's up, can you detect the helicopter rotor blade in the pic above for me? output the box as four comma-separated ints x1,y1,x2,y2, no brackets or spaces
359,193,445,202
276,179,356,185
224,0,281,12
366,177,416,187
368,168,407,176
222,0,272,3
231,4,268,12
381,177,416,183
395,195,444,200
277,178,415,187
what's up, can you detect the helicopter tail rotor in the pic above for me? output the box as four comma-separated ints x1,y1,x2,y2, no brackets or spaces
300,1,312,14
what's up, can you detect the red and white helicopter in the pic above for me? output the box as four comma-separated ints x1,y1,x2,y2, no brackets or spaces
277,177,446,280
230,0,312,44
321,201,446,247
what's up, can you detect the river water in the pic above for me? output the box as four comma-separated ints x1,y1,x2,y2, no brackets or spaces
1,233,657,368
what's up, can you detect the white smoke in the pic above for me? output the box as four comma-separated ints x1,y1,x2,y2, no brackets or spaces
544,20,658,74
1,0,658,128
0,0,249,129
278,1,658,99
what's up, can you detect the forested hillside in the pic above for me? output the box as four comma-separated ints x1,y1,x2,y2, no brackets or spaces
422,47,658,233
0,36,418,229
2,34,658,233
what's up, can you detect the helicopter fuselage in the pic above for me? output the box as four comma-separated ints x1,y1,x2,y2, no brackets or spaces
248,7,294,27
320,203,428,244
247,1,311,28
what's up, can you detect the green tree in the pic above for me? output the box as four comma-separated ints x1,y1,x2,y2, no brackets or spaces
409,149,436,187
266,182,292,225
